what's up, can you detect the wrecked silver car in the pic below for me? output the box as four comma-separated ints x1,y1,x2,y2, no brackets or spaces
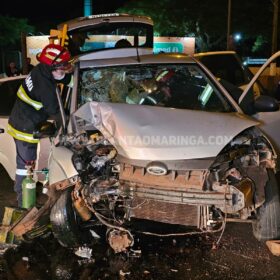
12,50,280,253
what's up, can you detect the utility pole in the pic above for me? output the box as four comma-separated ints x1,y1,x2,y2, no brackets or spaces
227,0,232,50
272,0,278,55
21,32,27,75
270,0,278,76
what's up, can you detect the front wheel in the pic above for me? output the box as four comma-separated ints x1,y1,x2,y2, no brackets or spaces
252,169,280,241
50,189,86,247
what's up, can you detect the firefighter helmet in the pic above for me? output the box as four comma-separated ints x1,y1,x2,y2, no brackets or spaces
36,44,71,69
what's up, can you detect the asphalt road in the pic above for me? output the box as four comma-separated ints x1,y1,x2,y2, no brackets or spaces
0,166,280,280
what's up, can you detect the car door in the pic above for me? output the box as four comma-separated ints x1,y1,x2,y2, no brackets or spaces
0,76,51,180
0,76,23,179
194,51,265,98
239,50,280,156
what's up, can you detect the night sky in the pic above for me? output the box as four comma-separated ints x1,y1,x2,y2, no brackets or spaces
1,0,129,32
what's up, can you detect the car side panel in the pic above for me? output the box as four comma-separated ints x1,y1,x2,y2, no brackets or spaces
0,117,16,179
254,111,280,158
0,77,51,180
0,117,52,181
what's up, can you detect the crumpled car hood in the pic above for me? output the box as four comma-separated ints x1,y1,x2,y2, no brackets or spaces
73,102,258,161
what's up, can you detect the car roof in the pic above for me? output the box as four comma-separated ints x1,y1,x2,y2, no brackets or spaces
78,51,195,69
57,13,153,31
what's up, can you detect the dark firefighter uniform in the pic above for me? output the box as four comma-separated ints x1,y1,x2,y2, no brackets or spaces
8,63,72,206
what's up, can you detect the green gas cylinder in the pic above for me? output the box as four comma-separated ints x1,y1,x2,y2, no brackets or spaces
22,167,36,209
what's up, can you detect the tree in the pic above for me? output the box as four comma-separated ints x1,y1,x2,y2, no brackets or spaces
0,16,34,49
117,0,272,54
117,0,230,51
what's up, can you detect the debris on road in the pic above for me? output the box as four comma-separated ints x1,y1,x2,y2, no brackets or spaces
74,246,92,259
22,256,29,262
0,243,17,255
0,207,26,244
89,229,101,239
119,269,131,277
266,240,280,256
128,249,142,258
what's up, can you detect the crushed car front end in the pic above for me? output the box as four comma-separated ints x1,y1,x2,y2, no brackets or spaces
49,104,277,252
23,53,280,252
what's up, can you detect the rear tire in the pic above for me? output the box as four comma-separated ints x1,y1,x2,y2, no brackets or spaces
252,169,280,241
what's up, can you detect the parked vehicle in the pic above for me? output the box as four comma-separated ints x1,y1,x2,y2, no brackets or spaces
193,50,280,156
193,51,270,99
193,51,252,88
8,48,280,253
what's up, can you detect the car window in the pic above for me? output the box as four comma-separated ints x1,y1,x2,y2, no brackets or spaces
77,64,235,113
196,54,250,87
0,78,23,116
68,22,153,55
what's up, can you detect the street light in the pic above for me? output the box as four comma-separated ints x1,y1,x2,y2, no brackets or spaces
234,33,242,42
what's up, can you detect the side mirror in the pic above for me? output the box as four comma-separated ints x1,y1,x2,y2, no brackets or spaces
33,121,57,139
254,95,279,112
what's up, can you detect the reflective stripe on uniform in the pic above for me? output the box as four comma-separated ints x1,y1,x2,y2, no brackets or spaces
156,70,169,81
68,75,74,88
17,85,43,110
16,169,28,176
7,124,39,144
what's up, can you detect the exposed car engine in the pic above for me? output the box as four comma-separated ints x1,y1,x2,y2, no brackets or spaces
59,126,276,252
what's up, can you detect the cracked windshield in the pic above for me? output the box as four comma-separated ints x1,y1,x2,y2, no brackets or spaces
78,64,234,112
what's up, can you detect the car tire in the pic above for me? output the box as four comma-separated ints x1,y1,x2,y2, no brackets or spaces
252,169,280,241
50,188,85,247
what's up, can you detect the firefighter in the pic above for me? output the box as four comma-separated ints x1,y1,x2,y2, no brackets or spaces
7,43,73,207
139,69,175,106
